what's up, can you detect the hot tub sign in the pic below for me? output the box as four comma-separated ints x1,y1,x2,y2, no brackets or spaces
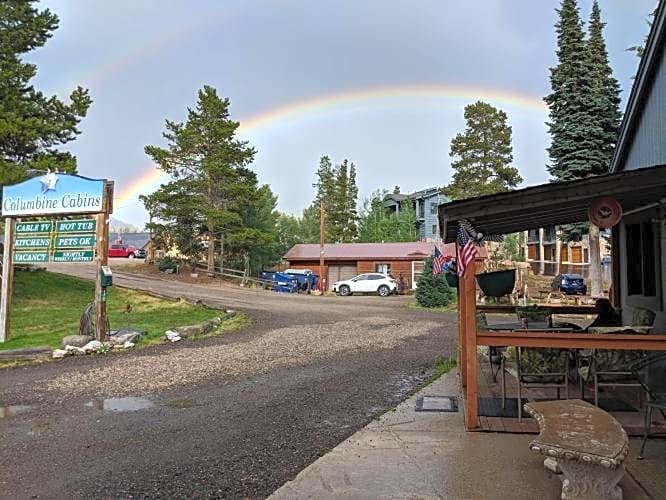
2,171,104,216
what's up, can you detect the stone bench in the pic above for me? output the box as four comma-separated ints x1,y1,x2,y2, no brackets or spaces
524,399,629,500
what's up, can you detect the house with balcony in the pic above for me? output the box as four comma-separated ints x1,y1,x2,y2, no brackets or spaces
523,226,609,277
384,187,448,241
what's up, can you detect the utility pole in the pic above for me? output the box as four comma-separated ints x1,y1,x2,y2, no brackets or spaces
320,201,326,292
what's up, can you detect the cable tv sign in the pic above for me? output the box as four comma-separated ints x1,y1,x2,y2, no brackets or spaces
2,171,104,216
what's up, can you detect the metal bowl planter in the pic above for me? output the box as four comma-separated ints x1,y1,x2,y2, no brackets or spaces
445,273,459,289
475,269,516,297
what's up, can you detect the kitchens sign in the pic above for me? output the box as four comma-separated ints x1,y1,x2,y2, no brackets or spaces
2,171,104,216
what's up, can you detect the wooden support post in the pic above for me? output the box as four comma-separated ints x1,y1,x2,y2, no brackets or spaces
458,274,468,388
94,182,112,341
0,218,16,342
463,264,478,429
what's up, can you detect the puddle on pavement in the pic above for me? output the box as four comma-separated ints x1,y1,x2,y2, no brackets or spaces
85,397,155,412
0,405,32,418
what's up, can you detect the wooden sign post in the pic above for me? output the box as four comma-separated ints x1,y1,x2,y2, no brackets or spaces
0,173,112,343
0,218,16,342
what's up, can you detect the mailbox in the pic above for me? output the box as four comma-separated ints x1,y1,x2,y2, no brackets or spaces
100,266,113,287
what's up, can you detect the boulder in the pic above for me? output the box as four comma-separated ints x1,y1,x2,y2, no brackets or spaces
108,331,141,345
82,340,103,354
173,324,204,338
123,341,135,349
64,345,85,355
165,330,182,342
61,335,93,348
52,349,68,359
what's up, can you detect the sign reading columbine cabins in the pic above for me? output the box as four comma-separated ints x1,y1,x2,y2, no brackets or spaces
1,172,113,342
2,172,104,217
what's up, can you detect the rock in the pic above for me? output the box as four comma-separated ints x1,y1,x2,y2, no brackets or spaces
173,324,204,338
165,330,181,342
543,457,561,474
52,349,68,359
82,340,103,354
225,309,236,316
64,345,85,355
61,335,93,348
109,331,141,345
123,341,135,349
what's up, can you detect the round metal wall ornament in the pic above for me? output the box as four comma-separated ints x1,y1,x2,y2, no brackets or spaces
588,197,622,228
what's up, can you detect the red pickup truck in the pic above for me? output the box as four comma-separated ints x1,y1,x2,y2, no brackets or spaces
109,243,144,259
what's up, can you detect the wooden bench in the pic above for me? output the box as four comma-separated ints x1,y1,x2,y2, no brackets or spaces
523,399,629,500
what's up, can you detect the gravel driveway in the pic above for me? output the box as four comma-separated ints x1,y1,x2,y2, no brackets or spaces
0,267,458,499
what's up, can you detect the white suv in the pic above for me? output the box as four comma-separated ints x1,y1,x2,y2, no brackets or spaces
332,273,397,297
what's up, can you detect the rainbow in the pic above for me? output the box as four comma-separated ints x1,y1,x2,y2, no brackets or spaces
114,83,548,208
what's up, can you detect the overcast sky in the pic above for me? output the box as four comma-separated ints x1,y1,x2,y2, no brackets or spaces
32,0,655,226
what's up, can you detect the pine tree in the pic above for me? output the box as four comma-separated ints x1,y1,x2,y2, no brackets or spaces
144,86,257,272
545,0,598,181
587,0,622,172
445,101,522,200
346,162,359,241
0,1,92,186
415,257,455,308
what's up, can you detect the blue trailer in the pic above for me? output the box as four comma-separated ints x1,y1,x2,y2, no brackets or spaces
259,269,318,293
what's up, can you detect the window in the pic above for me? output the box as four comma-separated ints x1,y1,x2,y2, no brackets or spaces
368,274,384,280
376,263,390,274
527,229,539,243
432,224,438,236
626,222,657,296
430,202,438,214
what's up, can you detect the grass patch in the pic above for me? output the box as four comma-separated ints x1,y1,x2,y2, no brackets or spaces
428,356,457,383
405,299,458,313
1,271,240,351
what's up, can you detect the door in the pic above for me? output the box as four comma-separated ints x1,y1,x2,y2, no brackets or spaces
109,244,122,257
350,274,370,293
571,246,582,263
328,264,357,290
412,261,425,290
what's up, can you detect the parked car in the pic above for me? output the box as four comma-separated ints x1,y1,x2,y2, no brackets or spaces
332,273,396,297
109,243,144,259
552,273,587,295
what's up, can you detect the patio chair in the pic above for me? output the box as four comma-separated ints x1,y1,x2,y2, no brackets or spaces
580,306,655,407
501,306,570,421
631,352,666,459
477,311,504,382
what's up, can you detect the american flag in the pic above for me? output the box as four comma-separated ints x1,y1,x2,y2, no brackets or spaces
432,246,446,276
457,226,478,279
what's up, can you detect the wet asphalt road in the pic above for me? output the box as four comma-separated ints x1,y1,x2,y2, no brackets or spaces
0,267,458,499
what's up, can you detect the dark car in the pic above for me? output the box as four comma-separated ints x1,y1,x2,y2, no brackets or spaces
552,273,587,295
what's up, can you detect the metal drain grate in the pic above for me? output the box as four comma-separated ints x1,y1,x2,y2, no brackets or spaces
415,395,458,412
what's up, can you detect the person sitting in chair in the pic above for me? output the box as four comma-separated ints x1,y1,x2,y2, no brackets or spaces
586,298,622,330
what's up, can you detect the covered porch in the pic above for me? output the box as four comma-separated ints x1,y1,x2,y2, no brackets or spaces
438,165,666,434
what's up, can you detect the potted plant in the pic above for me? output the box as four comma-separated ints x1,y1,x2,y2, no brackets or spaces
475,243,516,297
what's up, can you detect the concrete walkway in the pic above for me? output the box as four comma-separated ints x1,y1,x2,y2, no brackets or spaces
269,369,649,500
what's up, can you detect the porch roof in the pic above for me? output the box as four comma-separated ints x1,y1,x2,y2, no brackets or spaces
438,164,666,243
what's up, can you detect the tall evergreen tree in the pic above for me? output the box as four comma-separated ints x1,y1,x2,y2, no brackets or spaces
144,86,257,272
444,101,522,200
587,0,622,174
545,0,598,181
0,1,92,186
311,156,359,243
545,0,622,295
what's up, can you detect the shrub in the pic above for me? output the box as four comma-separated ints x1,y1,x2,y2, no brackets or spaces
158,256,178,272
415,256,456,308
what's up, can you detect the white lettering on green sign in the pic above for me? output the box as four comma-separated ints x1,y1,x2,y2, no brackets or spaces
52,250,94,263
56,219,96,233
14,237,50,249
15,221,53,234
55,234,96,249
13,252,49,263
